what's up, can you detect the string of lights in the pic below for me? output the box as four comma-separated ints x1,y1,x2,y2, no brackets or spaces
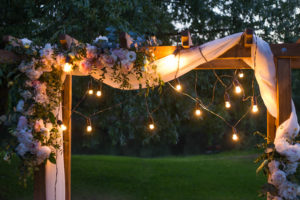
59,33,260,142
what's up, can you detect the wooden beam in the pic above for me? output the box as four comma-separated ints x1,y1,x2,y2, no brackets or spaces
218,45,251,59
195,59,251,70
34,163,46,200
147,46,177,60
290,58,300,69
59,35,74,200
59,34,78,49
62,75,72,200
270,43,300,58
119,32,132,49
181,30,193,48
276,58,292,126
243,28,254,48
267,111,276,143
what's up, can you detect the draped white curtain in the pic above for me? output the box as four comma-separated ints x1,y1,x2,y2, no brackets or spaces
50,32,299,200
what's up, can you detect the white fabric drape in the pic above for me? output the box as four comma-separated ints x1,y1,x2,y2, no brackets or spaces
46,105,65,200
53,32,299,200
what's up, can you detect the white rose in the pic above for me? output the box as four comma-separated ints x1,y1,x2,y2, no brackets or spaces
268,160,280,174
93,35,108,43
278,182,297,200
21,38,32,48
25,68,43,80
284,162,298,175
270,170,286,187
126,51,136,62
41,128,50,140
21,90,32,100
283,145,300,162
36,146,51,164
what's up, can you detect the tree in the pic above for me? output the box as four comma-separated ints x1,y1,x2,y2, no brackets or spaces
1,0,299,156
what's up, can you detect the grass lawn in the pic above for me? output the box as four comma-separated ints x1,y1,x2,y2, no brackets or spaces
0,151,266,200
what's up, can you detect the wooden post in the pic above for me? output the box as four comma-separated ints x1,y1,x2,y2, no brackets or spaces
34,163,46,200
181,30,193,48
267,111,276,143
62,75,72,200
276,58,292,126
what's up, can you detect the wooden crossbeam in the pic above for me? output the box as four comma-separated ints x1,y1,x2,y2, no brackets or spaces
195,59,251,70
270,43,300,58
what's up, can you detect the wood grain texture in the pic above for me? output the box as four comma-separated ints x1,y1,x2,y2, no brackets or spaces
267,111,276,143
195,59,251,70
276,58,292,126
270,44,300,58
62,75,72,200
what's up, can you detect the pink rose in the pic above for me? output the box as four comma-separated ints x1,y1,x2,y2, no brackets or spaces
86,45,97,59
99,54,116,68
112,49,127,60
79,60,92,75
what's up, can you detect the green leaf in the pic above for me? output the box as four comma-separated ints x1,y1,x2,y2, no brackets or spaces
48,112,56,124
256,159,268,174
49,152,56,164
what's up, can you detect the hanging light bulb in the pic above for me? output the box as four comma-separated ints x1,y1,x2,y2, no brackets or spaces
233,79,242,94
232,128,239,141
63,63,73,73
61,124,67,131
63,56,73,72
96,90,102,97
86,119,92,132
252,96,258,113
238,70,244,78
149,123,155,130
148,117,155,130
224,92,231,109
194,103,202,116
57,120,67,131
88,89,94,95
176,84,182,91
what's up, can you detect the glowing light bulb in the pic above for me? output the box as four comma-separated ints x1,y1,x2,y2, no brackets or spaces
232,133,239,141
88,89,94,95
96,90,102,97
225,101,231,108
252,105,258,113
238,72,244,78
149,123,155,130
87,125,92,132
63,63,73,72
176,84,182,91
195,109,201,116
251,96,258,113
61,124,67,131
235,86,242,94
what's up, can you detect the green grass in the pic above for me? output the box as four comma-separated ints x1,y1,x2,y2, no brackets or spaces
0,151,266,200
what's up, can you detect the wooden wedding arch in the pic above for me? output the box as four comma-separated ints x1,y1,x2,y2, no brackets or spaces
1,28,300,200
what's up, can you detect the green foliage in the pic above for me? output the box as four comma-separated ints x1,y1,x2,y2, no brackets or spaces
1,0,300,156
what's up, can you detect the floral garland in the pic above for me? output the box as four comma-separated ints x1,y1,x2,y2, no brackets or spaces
3,32,160,183
255,117,300,200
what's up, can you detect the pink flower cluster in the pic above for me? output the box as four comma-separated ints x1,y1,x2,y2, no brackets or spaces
76,45,136,75
15,116,52,165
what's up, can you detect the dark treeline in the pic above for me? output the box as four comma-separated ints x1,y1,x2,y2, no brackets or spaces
1,0,300,157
